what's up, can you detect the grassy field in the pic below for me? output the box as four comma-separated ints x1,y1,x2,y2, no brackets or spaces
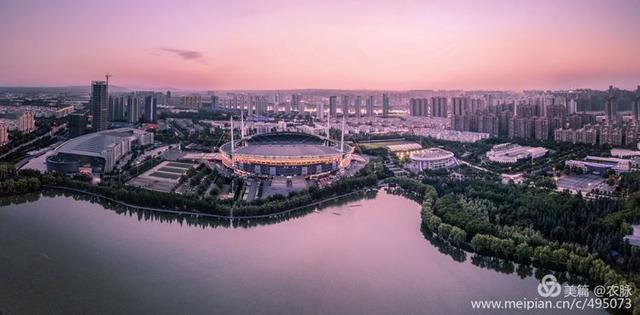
359,140,412,149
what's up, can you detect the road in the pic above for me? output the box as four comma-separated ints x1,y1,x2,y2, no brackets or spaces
0,130,57,159
458,159,495,174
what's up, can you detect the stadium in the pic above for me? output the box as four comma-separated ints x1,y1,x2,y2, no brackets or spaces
219,131,353,177
409,148,458,171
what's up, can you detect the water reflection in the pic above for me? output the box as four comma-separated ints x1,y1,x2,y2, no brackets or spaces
0,188,604,314
11,188,592,289
0,192,41,207
34,189,380,229
420,225,468,263
416,199,592,287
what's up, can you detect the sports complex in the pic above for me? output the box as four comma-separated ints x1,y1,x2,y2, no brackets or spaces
219,132,353,177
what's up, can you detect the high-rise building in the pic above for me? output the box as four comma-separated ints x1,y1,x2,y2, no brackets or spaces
253,96,267,116
341,95,350,116
144,95,157,122
317,103,324,120
366,96,374,118
604,85,617,124
452,97,469,116
382,93,390,117
430,97,448,118
17,110,35,133
633,86,640,123
409,98,429,117
91,79,109,131
210,95,219,110
329,96,337,118
291,93,302,112
567,98,578,115
600,125,624,146
355,96,362,119
0,123,8,144
478,115,499,135
108,95,126,121
127,95,141,123
534,118,550,140
68,112,88,138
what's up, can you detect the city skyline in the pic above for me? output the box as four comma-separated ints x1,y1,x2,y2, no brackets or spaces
1,0,639,91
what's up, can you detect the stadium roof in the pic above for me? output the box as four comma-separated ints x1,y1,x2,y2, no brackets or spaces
246,132,325,145
410,148,455,160
234,143,343,157
56,128,140,157
222,131,351,158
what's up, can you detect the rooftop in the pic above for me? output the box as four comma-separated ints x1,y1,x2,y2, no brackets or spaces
233,143,344,157
410,148,455,160
57,128,146,157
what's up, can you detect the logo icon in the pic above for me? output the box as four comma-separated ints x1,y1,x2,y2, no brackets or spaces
537,274,562,297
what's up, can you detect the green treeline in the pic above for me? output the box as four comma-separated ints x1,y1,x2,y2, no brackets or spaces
386,176,640,310
0,165,42,195
423,177,629,257
233,159,388,216
1,158,387,218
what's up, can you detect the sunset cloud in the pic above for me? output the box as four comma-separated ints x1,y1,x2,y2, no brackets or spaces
157,47,207,64
0,0,639,90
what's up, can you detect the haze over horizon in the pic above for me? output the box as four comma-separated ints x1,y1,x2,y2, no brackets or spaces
1,0,639,91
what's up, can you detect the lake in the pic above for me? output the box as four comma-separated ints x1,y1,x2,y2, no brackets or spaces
0,189,603,314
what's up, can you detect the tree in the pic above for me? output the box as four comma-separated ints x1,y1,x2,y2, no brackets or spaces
449,226,467,246
427,216,442,232
437,223,452,240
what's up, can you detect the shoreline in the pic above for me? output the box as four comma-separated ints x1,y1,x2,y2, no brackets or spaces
43,185,379,221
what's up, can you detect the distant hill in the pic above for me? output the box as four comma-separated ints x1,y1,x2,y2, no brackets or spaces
0,85,133,94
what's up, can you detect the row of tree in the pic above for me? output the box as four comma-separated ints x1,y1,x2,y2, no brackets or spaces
0,158,386,218
233,160,385,217
386,176,640,310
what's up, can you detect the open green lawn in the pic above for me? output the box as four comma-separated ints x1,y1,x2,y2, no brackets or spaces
359,140,411,149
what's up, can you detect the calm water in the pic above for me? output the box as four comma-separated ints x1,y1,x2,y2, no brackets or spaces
0,190,603,314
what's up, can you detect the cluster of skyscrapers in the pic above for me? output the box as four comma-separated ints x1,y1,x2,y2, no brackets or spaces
217,92,391,119
439,85,640,146
108,93,158,124
555,86,640,146
89,77,161,135
86,77,640,148
409,97,450,118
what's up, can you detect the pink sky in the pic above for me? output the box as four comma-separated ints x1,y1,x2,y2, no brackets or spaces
1,0,639,90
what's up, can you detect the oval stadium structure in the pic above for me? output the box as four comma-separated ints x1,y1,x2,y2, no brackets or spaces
220,132,353,177
409,148,458,171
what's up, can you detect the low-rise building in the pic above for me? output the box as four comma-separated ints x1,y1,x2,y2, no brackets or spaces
565,156,631,174
486,143,548,163
501,173,525,184
610,148,640,158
